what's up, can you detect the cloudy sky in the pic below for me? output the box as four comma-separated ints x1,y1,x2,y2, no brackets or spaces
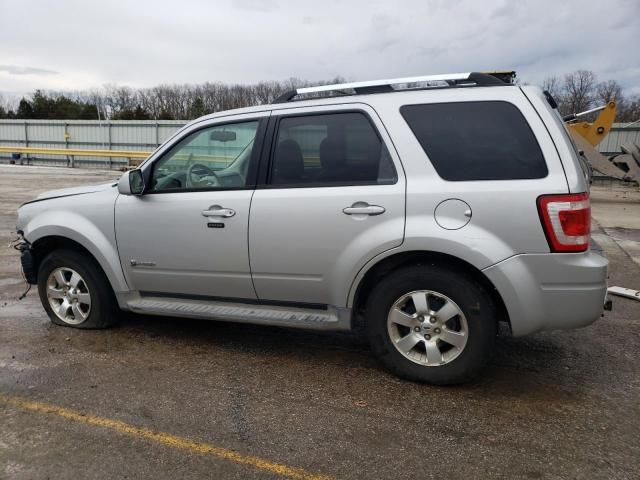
0,0,638,99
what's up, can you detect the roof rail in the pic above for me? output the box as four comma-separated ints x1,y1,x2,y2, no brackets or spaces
273,71,509,103
483,70,517,84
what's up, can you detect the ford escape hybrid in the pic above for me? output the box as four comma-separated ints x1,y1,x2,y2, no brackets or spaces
16,72,609,384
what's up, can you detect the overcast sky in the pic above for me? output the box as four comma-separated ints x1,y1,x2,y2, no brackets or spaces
1,0,638,99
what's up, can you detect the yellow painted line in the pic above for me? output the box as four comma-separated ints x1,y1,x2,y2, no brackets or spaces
0,393,332,480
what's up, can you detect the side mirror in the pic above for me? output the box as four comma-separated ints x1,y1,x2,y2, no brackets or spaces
118,170,145,195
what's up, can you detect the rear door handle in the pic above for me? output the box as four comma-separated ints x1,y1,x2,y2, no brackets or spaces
342,203,386,216
201,205,236,218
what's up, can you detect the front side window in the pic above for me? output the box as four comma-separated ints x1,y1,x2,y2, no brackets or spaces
269,112,397,186
150,120,259,192
400,101,548,181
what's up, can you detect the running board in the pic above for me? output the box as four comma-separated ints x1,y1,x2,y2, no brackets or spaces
126,296,350,330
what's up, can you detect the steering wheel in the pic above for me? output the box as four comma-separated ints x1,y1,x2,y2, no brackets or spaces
186,163,220,188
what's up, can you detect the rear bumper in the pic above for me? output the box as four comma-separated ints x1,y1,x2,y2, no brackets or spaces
483,250,608,336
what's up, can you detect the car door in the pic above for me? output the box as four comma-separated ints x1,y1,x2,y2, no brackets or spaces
249,104,406,306
115,112,269,298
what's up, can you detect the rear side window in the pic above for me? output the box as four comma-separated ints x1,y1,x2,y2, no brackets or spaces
269,112,397,187
400,101,547,181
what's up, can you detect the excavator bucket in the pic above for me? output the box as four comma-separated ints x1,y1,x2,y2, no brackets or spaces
571,133,635,181
565,100,639,182
567,101,617,147
609,144,640,181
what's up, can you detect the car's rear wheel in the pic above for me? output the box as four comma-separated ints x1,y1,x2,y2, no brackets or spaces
366,264,497,385
37,249,119,329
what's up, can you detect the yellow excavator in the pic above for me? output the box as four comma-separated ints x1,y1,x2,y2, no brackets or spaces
564,101,639,182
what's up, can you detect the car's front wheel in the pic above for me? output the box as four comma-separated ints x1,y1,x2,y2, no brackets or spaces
366,264,497,385
37,249,119,329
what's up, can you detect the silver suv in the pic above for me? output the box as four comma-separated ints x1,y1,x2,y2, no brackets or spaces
15,72,609,384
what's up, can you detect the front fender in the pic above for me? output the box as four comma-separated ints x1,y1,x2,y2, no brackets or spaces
22,209,128,293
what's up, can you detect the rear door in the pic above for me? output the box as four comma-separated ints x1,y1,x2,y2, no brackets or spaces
248,104,406,306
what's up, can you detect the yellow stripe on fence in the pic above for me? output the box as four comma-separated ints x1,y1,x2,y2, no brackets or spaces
0,146,151,159
1,146,325,168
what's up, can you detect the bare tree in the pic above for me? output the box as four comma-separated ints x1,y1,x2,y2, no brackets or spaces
618,95,640,123
596,80,624,104
562,70,597,115
542,76,563,103
539,72,637,122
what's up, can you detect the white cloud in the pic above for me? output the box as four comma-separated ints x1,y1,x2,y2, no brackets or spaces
0,0,638,96
0,65,58,75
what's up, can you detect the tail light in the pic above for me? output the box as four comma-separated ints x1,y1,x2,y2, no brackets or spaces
537,193,591,252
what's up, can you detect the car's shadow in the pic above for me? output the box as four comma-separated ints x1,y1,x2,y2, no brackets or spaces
67,311,597,395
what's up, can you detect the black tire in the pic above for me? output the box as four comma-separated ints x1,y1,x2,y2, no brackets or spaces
366,264,497,385
37,249,119,329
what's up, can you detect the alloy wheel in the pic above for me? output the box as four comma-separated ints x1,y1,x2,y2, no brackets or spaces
46,267,92,325
387,290,468,366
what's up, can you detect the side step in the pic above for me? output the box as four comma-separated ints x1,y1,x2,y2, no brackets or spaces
126,296,350,331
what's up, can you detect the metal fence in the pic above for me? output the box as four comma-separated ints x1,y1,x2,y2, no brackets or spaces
0,119,187,168
598,123,640,155
1,119,639,169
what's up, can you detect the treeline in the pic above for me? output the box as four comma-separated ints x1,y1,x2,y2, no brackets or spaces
0,78,343,121
1,71,638,122
0,90,100,120
543,70,639,122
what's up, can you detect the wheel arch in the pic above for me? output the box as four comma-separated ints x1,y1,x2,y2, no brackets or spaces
29,234,126,294
350,250,510,331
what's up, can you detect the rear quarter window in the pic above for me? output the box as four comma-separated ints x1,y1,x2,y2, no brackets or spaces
400,101,548,181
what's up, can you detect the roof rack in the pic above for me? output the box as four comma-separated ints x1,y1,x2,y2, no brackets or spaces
274,71,510,103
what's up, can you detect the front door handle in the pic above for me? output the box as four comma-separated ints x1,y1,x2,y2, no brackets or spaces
343,203,386,216
201,205,236,218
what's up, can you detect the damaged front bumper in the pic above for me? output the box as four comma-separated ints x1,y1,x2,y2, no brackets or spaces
13,233,37,285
